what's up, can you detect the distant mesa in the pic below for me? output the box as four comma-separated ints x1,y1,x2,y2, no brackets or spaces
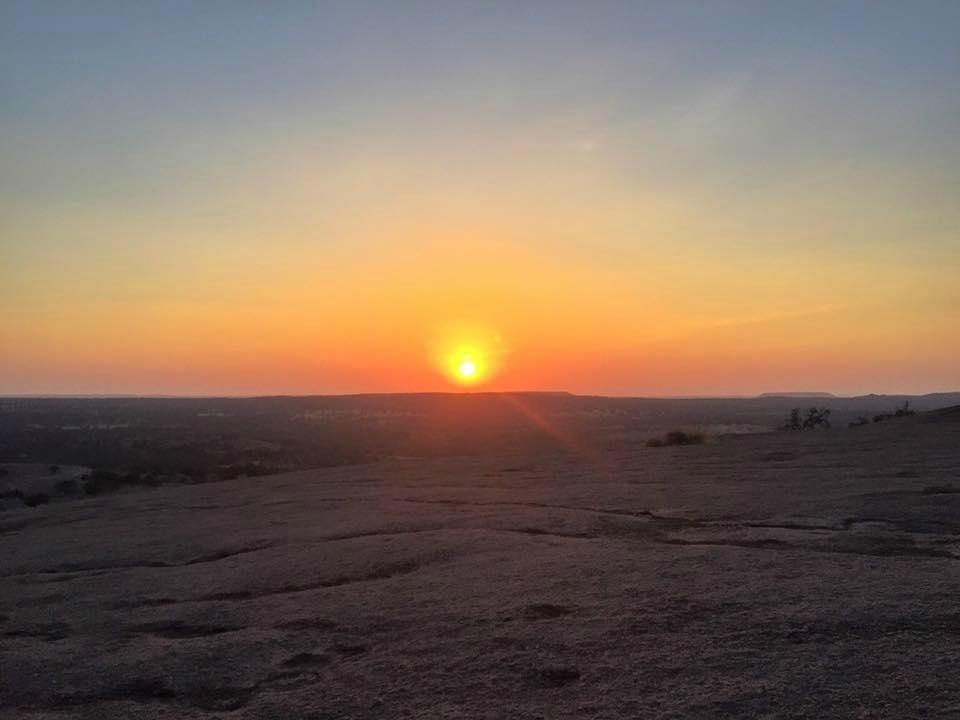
759,392,835,398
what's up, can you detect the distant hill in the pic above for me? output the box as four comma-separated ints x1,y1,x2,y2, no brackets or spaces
848,392,960,410
759,392,835,398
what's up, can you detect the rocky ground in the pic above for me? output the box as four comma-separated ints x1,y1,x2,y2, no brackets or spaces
2,410,959,719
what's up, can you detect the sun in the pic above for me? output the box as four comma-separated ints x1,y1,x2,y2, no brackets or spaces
449,351,483,385
431,322,505,387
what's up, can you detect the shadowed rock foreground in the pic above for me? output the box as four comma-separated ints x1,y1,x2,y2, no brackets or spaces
3,414,960,718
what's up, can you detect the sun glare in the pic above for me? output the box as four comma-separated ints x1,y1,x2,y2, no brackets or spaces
449,351,483,385
432,323,505,387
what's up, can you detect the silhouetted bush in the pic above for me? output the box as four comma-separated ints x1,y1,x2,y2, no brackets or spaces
646,430,706,447
54,479,78,495
22,492,50,507
848,416,869,428
82,469,170,495
804,407,831,429
872,402,917,424
220,463,282,480
784,408,803,431
922,484,958,495
83,470,124,496
894,401,916,417
784,407,831,430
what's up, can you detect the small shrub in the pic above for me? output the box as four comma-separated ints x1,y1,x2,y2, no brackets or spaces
22,492,50,507
122,471,154,486
872,402,916,424
784,407,831,430
219,463,281,480
54,479,78,495
848,416,868,428
894,401,916,418
141,473,163,487
922,485,958,495
784,408,803,431
803,407,831,429
647,430,706,447
83,470,123,496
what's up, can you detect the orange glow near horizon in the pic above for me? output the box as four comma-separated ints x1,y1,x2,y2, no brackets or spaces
3,5,960,398
433,322,505,388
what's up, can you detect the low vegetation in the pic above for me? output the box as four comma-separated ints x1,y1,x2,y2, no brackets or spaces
53,478,78,495
82,470,162,496
871,401,916,424
0,488,50,507
0,395,950,509
783,407,831,431
646,430,707,447
921,484,958,495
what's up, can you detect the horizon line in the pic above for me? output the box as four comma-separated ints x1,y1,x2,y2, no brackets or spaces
2,390,958,401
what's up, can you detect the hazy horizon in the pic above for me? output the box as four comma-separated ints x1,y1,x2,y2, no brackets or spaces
3,2,959,396
3,388,959,401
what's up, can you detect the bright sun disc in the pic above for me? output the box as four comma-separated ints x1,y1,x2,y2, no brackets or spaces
432,323,505,387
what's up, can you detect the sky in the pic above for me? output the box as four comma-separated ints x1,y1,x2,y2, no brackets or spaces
2,1,958,396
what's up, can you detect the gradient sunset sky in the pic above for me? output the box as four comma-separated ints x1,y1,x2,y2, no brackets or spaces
2,1,958,396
